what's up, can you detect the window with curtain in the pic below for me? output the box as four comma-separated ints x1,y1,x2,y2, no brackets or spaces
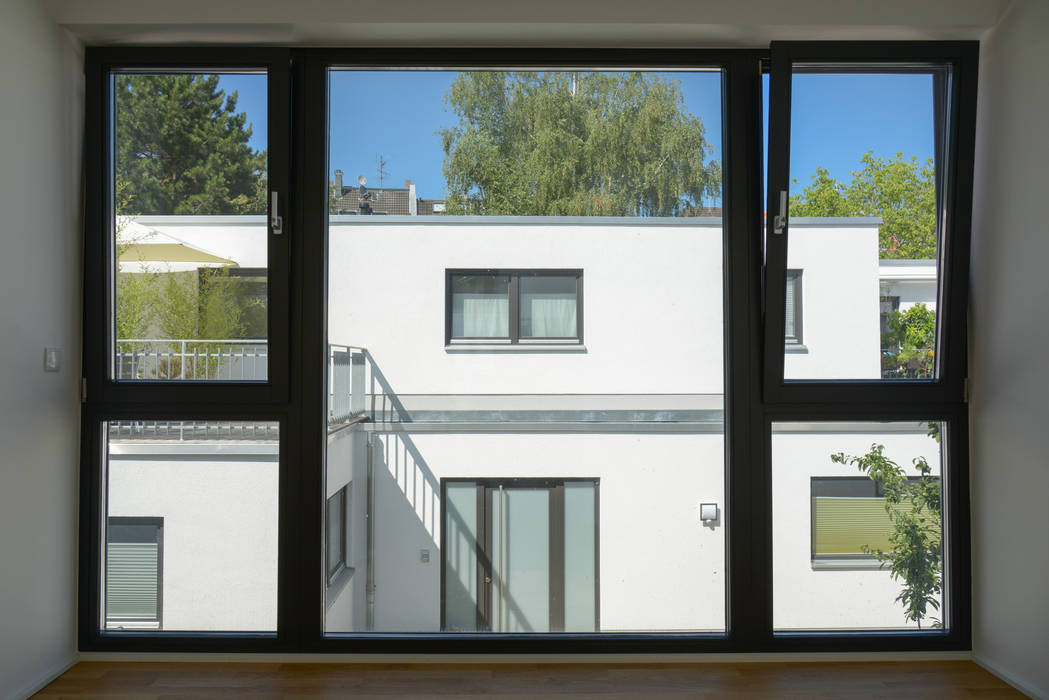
451,274,511,338
447,270,581,344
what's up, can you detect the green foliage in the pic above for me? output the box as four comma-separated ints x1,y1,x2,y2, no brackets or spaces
440,72,721,216
156,268,249,342
882,303,936,379
790,152,936,259
831,442,942,628
115,271,155,339
115,74,267,215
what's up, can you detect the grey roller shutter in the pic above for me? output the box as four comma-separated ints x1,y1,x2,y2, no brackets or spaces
106,541,159,620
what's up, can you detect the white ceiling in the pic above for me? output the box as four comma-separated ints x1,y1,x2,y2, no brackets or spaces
43,0,1010,46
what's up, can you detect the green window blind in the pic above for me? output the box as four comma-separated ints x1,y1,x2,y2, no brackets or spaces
106,540,159,620
812,496,940,558
812,497,894,557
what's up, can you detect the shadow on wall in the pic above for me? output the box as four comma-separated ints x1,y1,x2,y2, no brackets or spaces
363,353,535,632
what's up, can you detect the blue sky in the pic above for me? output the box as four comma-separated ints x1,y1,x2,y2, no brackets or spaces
219,70,935,204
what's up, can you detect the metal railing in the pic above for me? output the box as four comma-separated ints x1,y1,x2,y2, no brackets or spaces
108,420,279,441
115,339,268,381
329,344,367,425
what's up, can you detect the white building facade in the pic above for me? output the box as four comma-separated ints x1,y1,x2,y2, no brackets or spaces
104,215,944,635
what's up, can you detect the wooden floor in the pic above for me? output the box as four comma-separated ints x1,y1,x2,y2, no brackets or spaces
35,661,1023,699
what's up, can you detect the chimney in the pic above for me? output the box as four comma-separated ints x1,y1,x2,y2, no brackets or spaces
334,169,344,194
408,183,417,216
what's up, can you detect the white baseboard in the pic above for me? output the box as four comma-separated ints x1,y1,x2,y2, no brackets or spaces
973,653,1047,700
76,650,972,664
4,654,78,700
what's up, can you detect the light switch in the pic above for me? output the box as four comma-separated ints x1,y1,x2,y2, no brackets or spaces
44,347,61,372
699,503,718,523
420,549,430,563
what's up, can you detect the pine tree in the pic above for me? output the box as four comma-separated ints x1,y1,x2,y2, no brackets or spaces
116,74,267,215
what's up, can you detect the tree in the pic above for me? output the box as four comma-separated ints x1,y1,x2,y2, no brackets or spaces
831,430,943,629
440,72,721,216
115,74,266,215
790,152,936,259
882,303,936,379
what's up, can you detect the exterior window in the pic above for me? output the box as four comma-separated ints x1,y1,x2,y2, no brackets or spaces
880,295,901,351
442,479,598,633
105,517,162,629
447,270,582,344
785,269,803,345
326,484,350,584
810,476,939,563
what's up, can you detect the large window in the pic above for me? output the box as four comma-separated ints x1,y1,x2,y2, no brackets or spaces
80,44,976,654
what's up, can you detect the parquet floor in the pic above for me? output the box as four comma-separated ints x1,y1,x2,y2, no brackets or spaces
35,660,1025,699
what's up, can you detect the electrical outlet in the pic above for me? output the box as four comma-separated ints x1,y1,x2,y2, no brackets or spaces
420,549,430,563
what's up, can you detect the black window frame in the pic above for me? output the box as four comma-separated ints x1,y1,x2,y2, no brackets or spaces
445,269,584,345
77,44,975,656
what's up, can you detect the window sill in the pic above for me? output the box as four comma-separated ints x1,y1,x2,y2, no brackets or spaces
445,344,587,354
785,343,809,354
811,558,886,571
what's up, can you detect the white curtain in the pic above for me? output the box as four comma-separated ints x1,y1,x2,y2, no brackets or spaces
527,296,577,337
456,296,509,337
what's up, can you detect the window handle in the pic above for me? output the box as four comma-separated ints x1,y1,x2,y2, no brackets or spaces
773,190,787,235
271,191,283,235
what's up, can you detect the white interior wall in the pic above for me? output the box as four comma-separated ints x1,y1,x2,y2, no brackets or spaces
970,1,1049,697
0,1,83,697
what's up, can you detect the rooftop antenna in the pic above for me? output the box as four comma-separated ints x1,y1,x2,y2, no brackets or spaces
376,154,389,191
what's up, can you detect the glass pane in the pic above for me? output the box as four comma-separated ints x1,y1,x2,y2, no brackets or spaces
492,487,551,632
520,275,578,338
783,70,945,380
102,420,279,632
564,482,597,632
113,72,269,381
442,483,481,632
326,491,344,578
450,274,510,338
325,67,725,635
772,421,946,631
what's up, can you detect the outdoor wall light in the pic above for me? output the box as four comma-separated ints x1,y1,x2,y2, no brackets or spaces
699,503,719,523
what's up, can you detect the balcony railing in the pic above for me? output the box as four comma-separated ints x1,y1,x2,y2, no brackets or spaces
115,339,267,381
108,420,279,441
329,344,367,425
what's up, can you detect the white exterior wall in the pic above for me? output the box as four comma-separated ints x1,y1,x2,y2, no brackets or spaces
342,431,726,633
785,219,882,380
329,218,725,395
107,446,279,632
772,425,943,630
135,216,269,269
879,259,938,313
